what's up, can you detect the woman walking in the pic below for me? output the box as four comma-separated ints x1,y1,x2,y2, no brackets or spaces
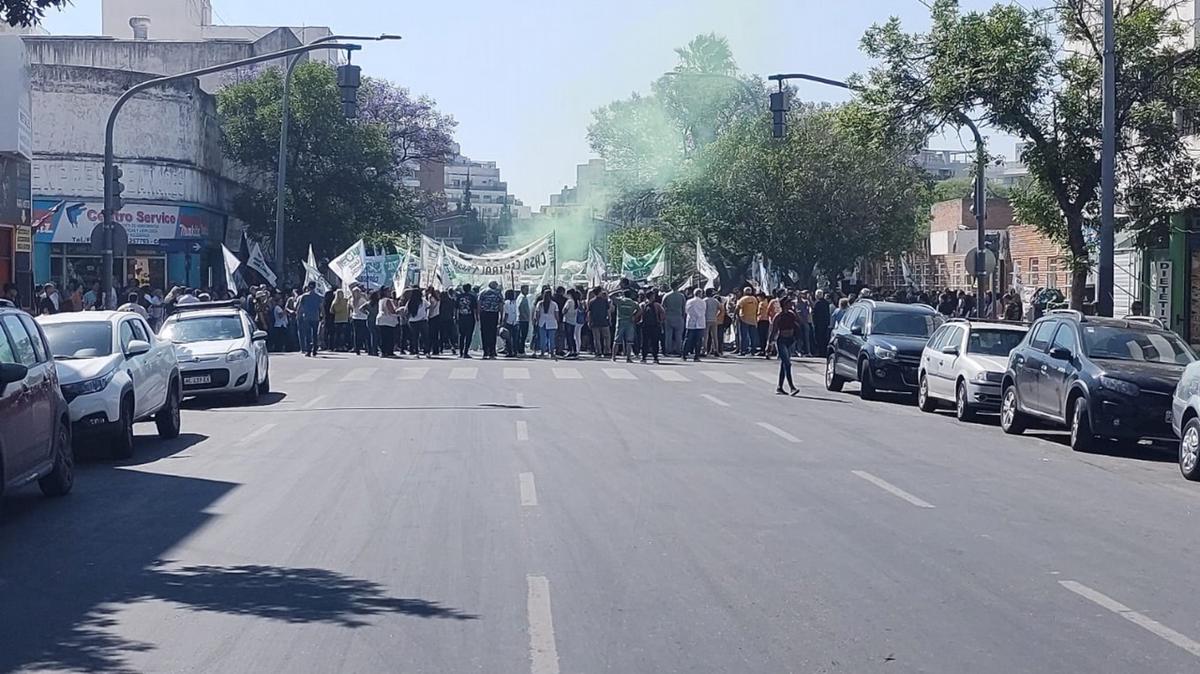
503,289,520,357
426,287,442,355
534,289,560,360
769,296,801,395
638,290,665,364
377,287,399,358
406,288,430,358
350,287,370,356
563,288,581,359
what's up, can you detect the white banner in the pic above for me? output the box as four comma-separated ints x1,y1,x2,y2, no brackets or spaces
303,245,331,294
221,244,241,291
696,237,719,282
329,239,366,288
421,232,555,280
247,241,277,287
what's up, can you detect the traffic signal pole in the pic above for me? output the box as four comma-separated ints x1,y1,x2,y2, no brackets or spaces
101,40,363,303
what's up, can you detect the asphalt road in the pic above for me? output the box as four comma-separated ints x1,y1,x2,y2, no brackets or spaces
3,350,1200,673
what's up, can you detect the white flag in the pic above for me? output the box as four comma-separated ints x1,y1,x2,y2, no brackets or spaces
585,245,607,287
901,256,918,290
433,242,450,291
303,245,331,293
221,244,241,292
247,241,278,287
393,247,410,297
695,237,719,282
756,254,771,292
329,239,366,288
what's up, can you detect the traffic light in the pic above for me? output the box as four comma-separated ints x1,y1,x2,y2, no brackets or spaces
107,164,125,213
337,64,361,119
770,91,789,138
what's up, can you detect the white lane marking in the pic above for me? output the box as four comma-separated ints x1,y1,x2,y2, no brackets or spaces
301,394,327,410
527,575,561,674
1060,580,1200,658
603,368,636,380
701,370,744,384
504,367,531,380
552,367,582,380
650,369,689,382
701,393,730,407
286,369,328,383
449,367,478,380
516,392,527,407
236,423,277,446
516,420,529,441
341,367,376,382
395,367,429,380
748,371,776,384
757,422,801,444
519,472,538,506
851,470,935,509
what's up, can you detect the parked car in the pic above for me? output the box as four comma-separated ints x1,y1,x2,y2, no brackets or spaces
825,300,944,400
0,300,74,508
918,319,1029,421
1000,310,1194,452
158,301,270,403
36,311,182,459
1171,361,1200,480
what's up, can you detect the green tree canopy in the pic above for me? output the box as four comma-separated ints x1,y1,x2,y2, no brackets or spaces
218,63,434,271
856,0,1200,307
2,0,67,26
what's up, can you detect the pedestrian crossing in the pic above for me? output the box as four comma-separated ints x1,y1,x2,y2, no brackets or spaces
276,361,824,386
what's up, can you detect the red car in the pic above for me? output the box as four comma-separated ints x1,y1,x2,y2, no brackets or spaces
0,300,73,513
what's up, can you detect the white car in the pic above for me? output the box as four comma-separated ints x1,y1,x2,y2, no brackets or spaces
37,311,182,458
158,302,270,403
918,318,1029,421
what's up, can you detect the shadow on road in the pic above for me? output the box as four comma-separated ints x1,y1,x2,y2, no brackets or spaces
182,391,288,410
0,435,476,673
1024,431,1177,463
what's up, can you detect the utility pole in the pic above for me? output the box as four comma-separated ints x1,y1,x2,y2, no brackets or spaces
101,41,364,301
1098,0,1116,316
275,34,400,273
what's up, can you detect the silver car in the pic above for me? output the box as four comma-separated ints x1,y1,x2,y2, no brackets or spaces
1172,361,1200,481
918,319,1028,421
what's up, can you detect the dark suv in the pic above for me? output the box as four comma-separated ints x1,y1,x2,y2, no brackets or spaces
0,300,74,511
825,300,944,400
1000,310,1194,451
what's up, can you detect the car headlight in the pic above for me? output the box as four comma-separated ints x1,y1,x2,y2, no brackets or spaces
1099,376,1140,397
226,348,251,362
61,369,116,399
975,371,1004,383
872,345,897,360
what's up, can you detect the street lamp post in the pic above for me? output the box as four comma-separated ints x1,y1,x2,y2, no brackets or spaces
101,41,365,304
769,72,990,315
1098,0,1116,317
274,34,401,273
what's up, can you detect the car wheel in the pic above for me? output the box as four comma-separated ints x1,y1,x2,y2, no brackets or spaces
859,361,878,401
955,381,976,422
918,373,937,412
1180,417,1200,481
825,354,844,392
1070,396,1096,452
155,381,181,439
38,418,74,497
109,396,135,460
257,368,270,395
244,367,261,405
1000,385,1027,435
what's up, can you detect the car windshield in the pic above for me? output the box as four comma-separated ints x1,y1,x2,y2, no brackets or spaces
1082,325,1196,365
873,311,941,338
161,316,245,343
40,321,113,359
968,329,1027,357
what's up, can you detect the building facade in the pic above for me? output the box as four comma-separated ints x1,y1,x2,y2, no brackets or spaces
442,153,530,222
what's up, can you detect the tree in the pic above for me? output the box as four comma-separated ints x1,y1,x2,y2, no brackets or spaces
358,77,457,166
217,62,430,271
607,225,663,262
663,105,929,288
857,0,1200,307
2,0,67,27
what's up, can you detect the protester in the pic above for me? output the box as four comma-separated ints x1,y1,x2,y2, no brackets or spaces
517,284,532,355
456,283,478,358
407,289,430,357
683,288,707,362
117,291,147,318
478,281,504,360
611,288,639,363
736,288,758,355
350,287,369,356
271,296,289,352
563,288,581,359
770,296,802,395
639,290,665,364
662,285,686,355
297,282,323,357
588,288,611,359
812,289,831,357
502,289,520,357
331,288,351,351
377,287,399,357
534,289,560,360
37,283,60,316
426,287,442,355
703,288,721,357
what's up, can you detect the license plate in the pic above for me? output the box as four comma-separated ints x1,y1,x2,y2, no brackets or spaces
184,375,212,386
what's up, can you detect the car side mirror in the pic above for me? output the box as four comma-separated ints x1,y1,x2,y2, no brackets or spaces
252,330,268,342
941,344,960,356
1049,346,1072,360
125,339,151,357
0,362,28,394
850,325,864,336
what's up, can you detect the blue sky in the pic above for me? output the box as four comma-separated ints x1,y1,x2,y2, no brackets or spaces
44,0,1020,209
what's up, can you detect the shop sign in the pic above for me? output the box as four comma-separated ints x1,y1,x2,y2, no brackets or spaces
14,225,31,252
32,199,214,245
1152,260,1172,323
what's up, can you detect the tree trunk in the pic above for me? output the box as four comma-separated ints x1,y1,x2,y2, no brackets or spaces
1064,210,1089,310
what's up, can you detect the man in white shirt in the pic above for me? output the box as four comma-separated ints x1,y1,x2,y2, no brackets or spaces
117,291,148,319
683,288,707,362
176,288,199,305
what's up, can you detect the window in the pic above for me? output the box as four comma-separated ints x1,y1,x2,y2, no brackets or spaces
928,326,951,351
0,323,15,364
968,329,1027,356
119,320,136,353
940,326,964,350
1029,320,1056,350
1029,257,1040,273
872,311,943,338
1,315,37,366
41,321,113,358
1050,324,1077,354
160,316,245,343
1082,326,1196,364
18,314,48,363
1031,273,1041,285
849,307,867,332
1048,257,1059,272
129,319,149,343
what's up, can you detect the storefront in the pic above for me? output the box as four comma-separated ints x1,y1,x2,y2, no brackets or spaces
32,198,225,293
